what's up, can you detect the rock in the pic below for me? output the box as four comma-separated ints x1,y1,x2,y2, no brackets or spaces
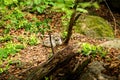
87,61,105,75
75,14,114,38
79,72,97,80
79,61,117,80
43,34,62,47
99,39,120,49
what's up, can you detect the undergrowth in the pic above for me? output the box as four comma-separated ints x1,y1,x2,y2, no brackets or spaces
0,0,100,73
81,43,107,57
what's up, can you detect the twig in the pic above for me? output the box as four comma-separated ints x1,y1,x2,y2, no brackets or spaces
48,31,55,54
103,0,117,36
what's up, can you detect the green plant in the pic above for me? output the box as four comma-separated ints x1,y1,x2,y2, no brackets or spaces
32,0,54,13
0,34,12,42
5,8,28,29
81,43,107,57
17,35,28,44
0,7,29,30
45,76,52,80
0,42,25,59
17,33,40,46
8,59,23,68
0,6,50,34
28,34,39,46
15,44,25,50
0,58,21,74
61,31,67,39
0,60,10,73
1,0,18,8
45,77,49,80
16,0,54,13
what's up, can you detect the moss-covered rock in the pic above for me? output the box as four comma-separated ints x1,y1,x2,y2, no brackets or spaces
75,14,114,38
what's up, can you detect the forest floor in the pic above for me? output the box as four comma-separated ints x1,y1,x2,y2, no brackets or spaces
0,4,120,80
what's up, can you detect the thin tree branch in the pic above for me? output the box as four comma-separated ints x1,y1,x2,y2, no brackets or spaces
47,19,55,54
48,31,55,54
103,0,117,36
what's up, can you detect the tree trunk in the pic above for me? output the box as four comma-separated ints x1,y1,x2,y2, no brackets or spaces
64,0,80,45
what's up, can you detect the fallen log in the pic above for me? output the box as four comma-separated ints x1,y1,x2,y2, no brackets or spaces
25,43,91,80
26,45,79,80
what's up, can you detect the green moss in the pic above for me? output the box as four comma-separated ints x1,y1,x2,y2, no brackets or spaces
75,15,114,38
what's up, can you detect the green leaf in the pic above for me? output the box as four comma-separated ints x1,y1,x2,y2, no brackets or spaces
34,0,41,5
4,0,13,5
53,3,65,9
15,44,25,49
13,0,18,3
0,48,7,59
76,8,88,13
79,2,91,8
55,0,65,3
92,2,100,9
